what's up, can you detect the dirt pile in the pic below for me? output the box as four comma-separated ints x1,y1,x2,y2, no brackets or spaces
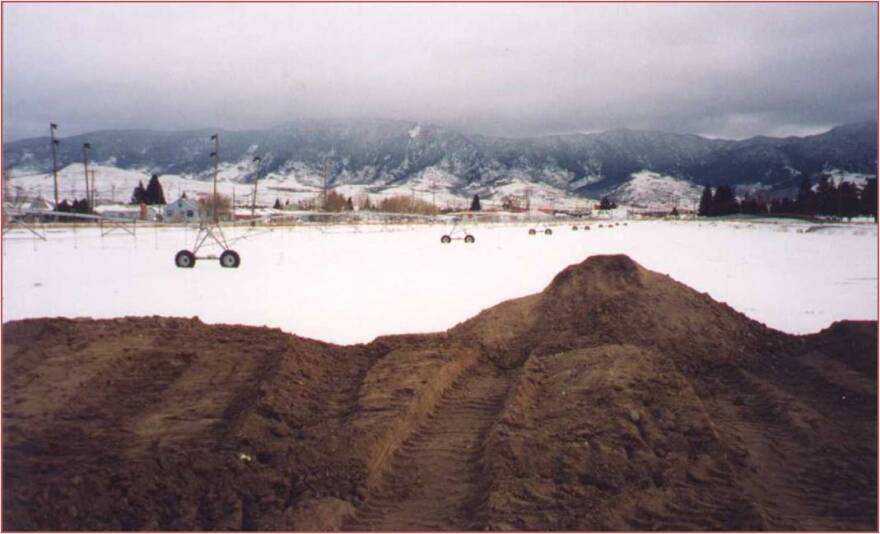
3,255,876,531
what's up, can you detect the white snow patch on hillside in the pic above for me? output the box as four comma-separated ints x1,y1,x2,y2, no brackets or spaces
380,166,468,206
824,169,875,188
569,175,604,189
611,171,703,210
484,176,591,211
735,183,773,197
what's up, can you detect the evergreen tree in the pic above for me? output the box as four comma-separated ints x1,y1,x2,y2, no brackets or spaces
712,185,739,216
144,174,166,205
838,182,860,220
131,181,146,205
796,177,815,214
56,199,71,213
815,175,836,215
698,186,713,216
273,198,282,209
860,178,877,221
470,194,482,211
69,198,89,214
599,196,617,210
670,206,679,217
740,194,768,215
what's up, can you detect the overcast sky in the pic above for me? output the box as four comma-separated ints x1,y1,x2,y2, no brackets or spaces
2,3,877,141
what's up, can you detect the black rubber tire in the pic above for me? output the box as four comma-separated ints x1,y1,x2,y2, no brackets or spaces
441,235,452,244
175,250,196,269
545,228,553,235
584,225,590,230
528,229,536,235
572,226,579,231
464,235,475,243
220,249,241,268
598,224,603,228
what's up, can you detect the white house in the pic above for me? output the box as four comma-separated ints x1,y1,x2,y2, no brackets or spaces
163,197,201,223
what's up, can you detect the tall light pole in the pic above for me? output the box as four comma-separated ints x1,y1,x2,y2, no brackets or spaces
251,156,261,217
323,158,331,211
209,134,219,223
50,123,59,207
525,186,532,213
89,170,96,208
82,143,91,211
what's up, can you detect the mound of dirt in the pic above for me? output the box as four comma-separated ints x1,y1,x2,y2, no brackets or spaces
3,255,876,531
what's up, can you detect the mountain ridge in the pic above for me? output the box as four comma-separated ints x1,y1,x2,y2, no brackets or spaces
3,119,876,204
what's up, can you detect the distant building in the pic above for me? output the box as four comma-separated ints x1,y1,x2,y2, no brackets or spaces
95,204,162,221
26,197,54,211
163,197,201,223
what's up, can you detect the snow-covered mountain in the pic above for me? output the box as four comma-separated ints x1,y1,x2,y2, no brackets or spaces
3,119,876,209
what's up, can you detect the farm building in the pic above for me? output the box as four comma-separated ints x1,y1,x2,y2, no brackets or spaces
94,204,162,221
163,197,201,223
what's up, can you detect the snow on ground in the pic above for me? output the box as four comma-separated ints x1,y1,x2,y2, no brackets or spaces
2,220,876,345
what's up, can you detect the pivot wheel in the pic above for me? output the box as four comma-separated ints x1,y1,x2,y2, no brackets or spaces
528,229,536,235
464,234,475,243
572,225,579,231
441,235,452,244
584,225,591,231
219,249,241,268
175,250,196,269
545,228,553,235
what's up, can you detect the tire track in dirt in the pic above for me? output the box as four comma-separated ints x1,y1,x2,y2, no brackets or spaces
346,362,511,531
704,364,876,530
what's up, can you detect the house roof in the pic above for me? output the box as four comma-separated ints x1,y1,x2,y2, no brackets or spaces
168,197,199,210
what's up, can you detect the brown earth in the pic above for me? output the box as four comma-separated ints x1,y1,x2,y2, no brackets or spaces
2,254,876,531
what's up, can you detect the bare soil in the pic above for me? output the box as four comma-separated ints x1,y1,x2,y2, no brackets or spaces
2,254,876,531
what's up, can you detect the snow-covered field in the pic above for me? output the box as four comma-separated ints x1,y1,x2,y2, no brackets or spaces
2,219,876,344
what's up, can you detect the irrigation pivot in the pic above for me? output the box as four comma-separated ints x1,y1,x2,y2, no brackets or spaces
440,213,476,244
174,133,241,269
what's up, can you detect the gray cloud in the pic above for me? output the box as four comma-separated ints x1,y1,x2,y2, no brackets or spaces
2,3,876,141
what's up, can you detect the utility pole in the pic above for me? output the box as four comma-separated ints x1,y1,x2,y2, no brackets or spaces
431,174,437,213
89,170,96,208
209,134,219,223
322,159,331,211
252,156,261,217
82,143,91,211
50,123,59,207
